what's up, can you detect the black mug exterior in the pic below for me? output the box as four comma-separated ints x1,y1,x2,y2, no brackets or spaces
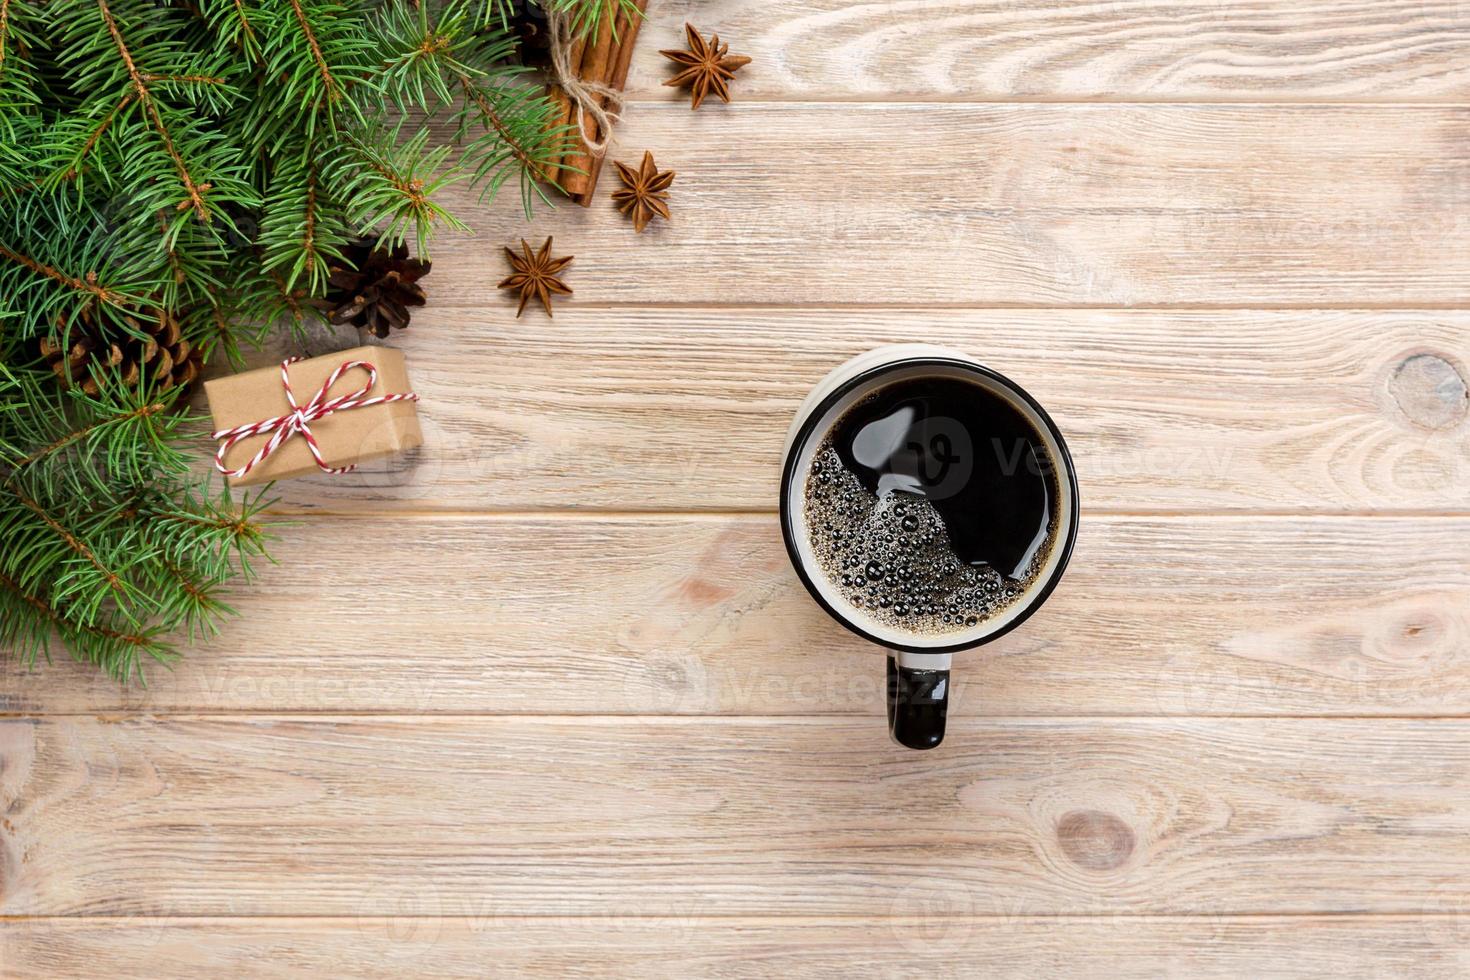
780,356,1079,750
887,656,949,750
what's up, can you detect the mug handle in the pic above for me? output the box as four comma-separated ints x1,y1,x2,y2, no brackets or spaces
887,652,951,750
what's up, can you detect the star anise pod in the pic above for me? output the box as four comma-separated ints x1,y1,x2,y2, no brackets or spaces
611,151,675,233
660,23,751,110
498,237,572,317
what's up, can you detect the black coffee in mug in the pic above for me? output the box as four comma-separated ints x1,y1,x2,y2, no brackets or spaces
779,346,1079,751
802,376,1060,639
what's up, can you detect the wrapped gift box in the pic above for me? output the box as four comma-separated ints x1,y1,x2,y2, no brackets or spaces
205,346,422,487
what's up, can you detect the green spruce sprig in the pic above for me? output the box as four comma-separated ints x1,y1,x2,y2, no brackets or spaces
2,0,616,359
0,364,273,681
1,0,624,680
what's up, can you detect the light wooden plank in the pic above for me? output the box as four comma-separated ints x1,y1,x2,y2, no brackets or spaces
425,104,1470,307
623,0,1470,100
242,310,1470,513
4,915,1467,978
4,515,1466,715
4,716,1470,915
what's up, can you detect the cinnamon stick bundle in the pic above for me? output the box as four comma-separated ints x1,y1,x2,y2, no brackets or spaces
540,30,585,185
544,0,650,206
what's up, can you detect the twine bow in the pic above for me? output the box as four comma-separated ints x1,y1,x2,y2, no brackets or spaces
547,8,621,156
212,357,419,480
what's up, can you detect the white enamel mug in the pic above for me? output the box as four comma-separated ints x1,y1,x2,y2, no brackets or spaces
779,345,1080,749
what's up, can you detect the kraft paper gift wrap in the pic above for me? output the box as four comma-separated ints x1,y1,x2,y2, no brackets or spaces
205,346,422,487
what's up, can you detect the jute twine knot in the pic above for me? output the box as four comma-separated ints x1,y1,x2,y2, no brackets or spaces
547,8,621,156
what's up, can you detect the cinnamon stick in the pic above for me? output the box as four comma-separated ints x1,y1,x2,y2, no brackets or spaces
546,31,587,191
540,83,573,185
575,0,648,206
558,10,616,200
608,0,648,93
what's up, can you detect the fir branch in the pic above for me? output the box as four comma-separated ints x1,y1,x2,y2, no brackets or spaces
0,571,143,647
0,243,125,304
10,485,129,600
329,124,464,255
69,92,136,179
139,72,227,85
459,75,536,174
0,367,192,487
260,144,351,293
476,0,632,39
0,568,163,670
0,0,12,70
153,553,225,637
267,268,308,319
197,279,272,364
231,0,256,44
452,69,563,217
7,400,166,472
364,149,427,203
288,0,341,103
0,0,37,102
95,0,212,220
0,359,269,680
0,567,53,619
200,0,261,64
303,161,319,276
160,212,187,285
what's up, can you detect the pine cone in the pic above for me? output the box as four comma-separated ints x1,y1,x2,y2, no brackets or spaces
39,306,202,397
315,238,431,338
507,0,551,63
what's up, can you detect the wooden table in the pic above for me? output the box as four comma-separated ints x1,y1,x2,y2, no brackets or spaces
5,2,1470,976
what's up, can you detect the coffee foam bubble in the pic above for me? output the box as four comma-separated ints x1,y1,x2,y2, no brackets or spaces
802,442,1049,638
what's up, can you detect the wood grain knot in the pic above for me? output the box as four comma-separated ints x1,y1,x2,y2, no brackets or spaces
679,577,735,606
1390,354,1468,430
1056,809,1135,871
1402,619,1436,641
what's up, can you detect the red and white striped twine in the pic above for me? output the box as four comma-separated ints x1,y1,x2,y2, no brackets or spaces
212,357,419,480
